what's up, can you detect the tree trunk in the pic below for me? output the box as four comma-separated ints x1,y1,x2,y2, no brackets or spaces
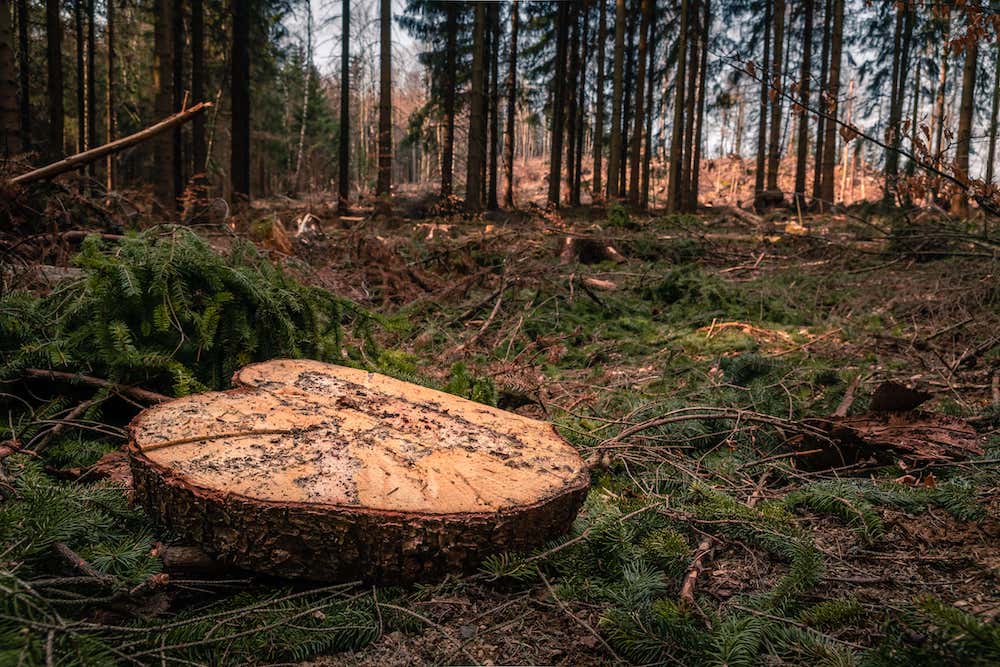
154,0,175,212
666,0,688,212
592,0,607,198
487,2,500,210
170,0,183,201
985,39,999,186
627,0,650,208
618,7,636,196
231,0,250,201
565,3,580,206
547,1,569,206
465,3,486,211
74,0,84,155
376,0,391,199
571,0,589,207
45,0,62,160
793,0,814,208
818,0,844,209
753,0,772,205
932,12,950,165
338,0,349,210
106,0,116,189
950,36,977,218
15,0,28,151
640,2,657,209
690,0,709,211
0,0,18,157
883,3,913,206
294,2,312,193
811,0,831,203
680,0,699,208
764,0,784,196
503,0,518,208
606,0,625,199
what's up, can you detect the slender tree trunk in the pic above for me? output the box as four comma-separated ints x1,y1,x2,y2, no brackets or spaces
980,38,999,187
106,0,116,189
884,2,913,205
0,0,18,156
811,0,831,203
338,0,350,210
753,0,772,204
764,0,784,196
466,3,486,211
86,0,96,179
46,0,62,160
932,12,950,165
15,0,28,151
547,1,569,206
951,35,978,218
376,0,391,199
231,0,250,201
690,0,710,211
666,0,689,212
294,2,312,193
627,0,650,207
170,0,182,200
565,2,580,206
793,0,814,207
819,0,844,208
618,7,636,195
487,2,500,210
593,0,607,198
640,11,655,209
572,0,589,206
503,0,518,208
74,0,84,154
680,0,699,207
154,0,175,212
607,0,625,199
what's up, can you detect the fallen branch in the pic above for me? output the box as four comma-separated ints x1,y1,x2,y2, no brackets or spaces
21,368,170,404
679,538,714,607
10,102,212,186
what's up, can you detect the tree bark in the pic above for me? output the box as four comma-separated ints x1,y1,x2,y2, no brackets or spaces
883,2,913,206
606,0,625,199
503,0,518,208
640,2,657,210
547,1,569,206
950,35,978,218
985,39,999,186
793,0,814,207
764,0,785,196
818,0,844,209
46,0,62,160
0,0,18,156
106,0,116,189
15,0,28,151
680,0,699,208
811,0,831,203
74,0,84,155
565,2,580,206
753,0,772,204
690,0,709,211
294,2,312,193
592,0,607,198
465,3,486,211
666,0,688,212
932,12,950,167
486,2,500,210
618,7,636,196
154,0,176,212
627,0,650,208
376,0,391,199
230,0,250,201
170,0,183,201
572,0,589,206
338,0,349,210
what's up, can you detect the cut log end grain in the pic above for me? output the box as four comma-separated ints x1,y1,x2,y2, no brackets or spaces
128,359,589,582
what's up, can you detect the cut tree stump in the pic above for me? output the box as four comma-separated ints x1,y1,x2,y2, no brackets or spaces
128,359,589,582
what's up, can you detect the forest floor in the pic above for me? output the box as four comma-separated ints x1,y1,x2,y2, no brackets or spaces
2,193,998,665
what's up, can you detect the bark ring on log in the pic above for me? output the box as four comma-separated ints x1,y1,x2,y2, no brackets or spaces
128,359,590,583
